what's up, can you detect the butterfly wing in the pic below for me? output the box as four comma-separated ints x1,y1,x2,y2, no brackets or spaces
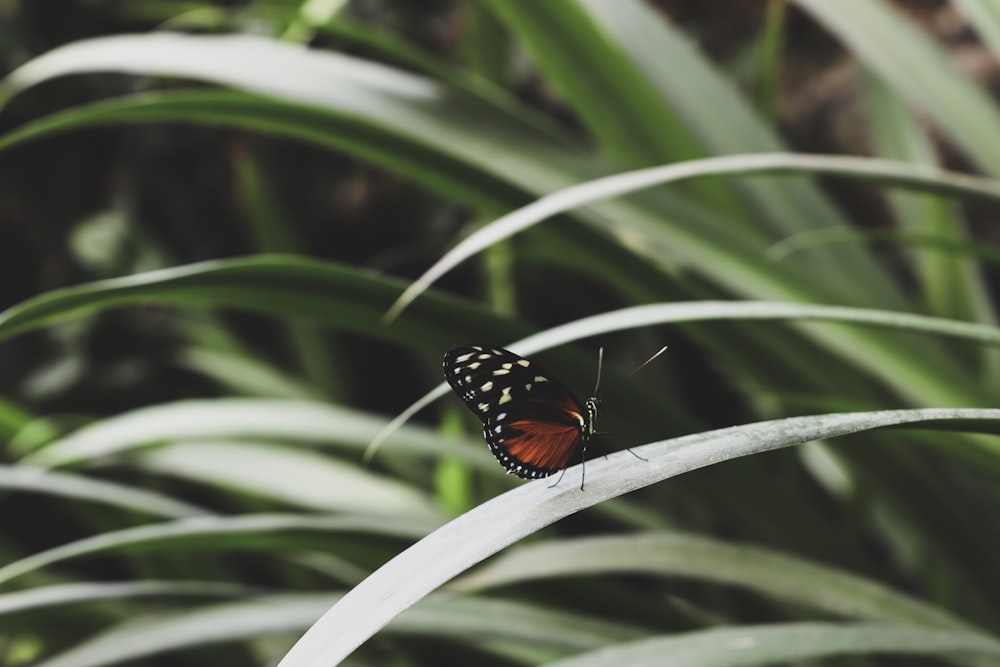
443,344,589,478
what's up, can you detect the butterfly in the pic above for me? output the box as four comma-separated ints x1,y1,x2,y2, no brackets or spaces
443,344,601,483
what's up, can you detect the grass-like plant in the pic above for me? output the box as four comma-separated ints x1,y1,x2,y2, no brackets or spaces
2,2,1000,666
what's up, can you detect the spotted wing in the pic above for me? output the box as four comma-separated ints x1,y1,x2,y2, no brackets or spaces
443,344,588,478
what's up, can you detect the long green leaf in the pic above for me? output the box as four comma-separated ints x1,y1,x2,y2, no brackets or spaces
0,581,254,617
0,465,205,518
547,622,1000,667
32,594,338,667
954,0,1000,64
9,259,1000,422
794,0,1000,175
385,300,1000,449
482,0,706,169
0,33,591,193
133,440,443,519
452,532,978,631
386,152,1000,319
575,0,903,304
0,34,915,314
32,594,643,667
0,514,430,588
275,408,1000,667
0,254,527,351
19,398,491,470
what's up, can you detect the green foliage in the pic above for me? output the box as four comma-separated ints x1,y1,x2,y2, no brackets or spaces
2,1,1000,666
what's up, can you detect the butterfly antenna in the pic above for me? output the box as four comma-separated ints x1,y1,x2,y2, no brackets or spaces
626,345,668,377
621,345,666,465
591,346,605,396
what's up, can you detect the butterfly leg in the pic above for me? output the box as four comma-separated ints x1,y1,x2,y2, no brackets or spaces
625,447,647,462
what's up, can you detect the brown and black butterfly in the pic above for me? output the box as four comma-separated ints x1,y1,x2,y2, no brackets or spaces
443,344,602,484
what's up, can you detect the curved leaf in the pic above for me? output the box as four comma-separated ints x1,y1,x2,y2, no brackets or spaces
32,593,642,667
0,33,911,314
452,532,977,631
0,464,204,518
276,408,1000,666
20,398,491,470
0,581,255,617
484,0,704,167
795,0,1000,176
371,300,1000,458
0,254,526,350
547,622,1000,667
386,152,1000,319
133,441,443,520
0,514,429,588
6,253,1000,415
33,594,337,667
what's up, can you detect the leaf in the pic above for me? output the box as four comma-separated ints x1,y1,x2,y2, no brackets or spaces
0,464,204,518
275,408,1000,666
0,581,254,617
794,0,1000,176
483,0,705,167
136,441,443,520
33,594,336,667
372,300,1000,458
546,622,1000,667
0,514,430,588
451,532,977,631
0,254,526,350
31,594,643,667
385,152,1000,320
20,397,491,470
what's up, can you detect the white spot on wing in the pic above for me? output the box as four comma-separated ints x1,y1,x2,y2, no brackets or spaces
498,387,513,405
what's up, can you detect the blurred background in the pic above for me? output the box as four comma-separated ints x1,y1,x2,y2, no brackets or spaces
2,1,1000,665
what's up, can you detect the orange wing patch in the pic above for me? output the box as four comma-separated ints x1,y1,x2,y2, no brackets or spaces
503,420,582,472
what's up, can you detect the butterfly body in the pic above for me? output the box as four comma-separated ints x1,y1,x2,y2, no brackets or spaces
443,344,599,479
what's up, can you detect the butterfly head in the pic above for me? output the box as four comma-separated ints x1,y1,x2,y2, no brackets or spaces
585,395,602,434
584,346,605,433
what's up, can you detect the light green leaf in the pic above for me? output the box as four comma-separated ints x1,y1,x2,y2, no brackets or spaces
386,152,1000,320
547,622,1000,667
277,409,1000,667
794,0,1000,175
0,514,429,588
453,532,976,631
0,254,526,351
21,397,491,470
0,464,204,518
32,593,643,667
136,441,443,521
0,581,254,617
